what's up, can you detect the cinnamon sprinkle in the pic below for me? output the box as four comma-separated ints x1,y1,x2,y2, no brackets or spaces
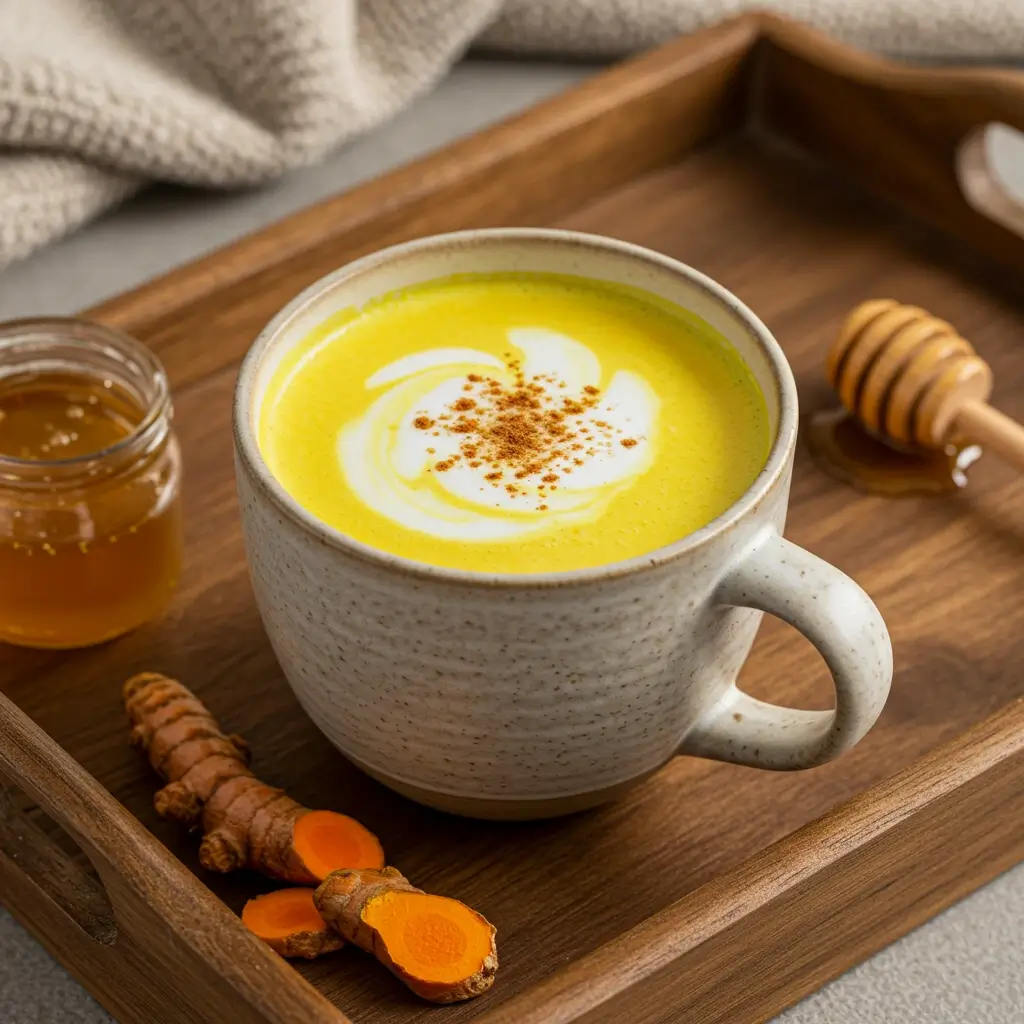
412,354,644,509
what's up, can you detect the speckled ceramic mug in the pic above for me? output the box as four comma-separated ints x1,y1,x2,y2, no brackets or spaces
234,229,892,820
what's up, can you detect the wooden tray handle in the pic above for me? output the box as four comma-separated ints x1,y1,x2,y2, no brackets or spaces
0,778,119,945
0,690,346,1024
756,14,1024,272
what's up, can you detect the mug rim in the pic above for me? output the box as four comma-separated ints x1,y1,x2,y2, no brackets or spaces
234,228,798,588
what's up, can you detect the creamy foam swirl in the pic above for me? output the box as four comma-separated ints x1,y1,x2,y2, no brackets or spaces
338,329,658,542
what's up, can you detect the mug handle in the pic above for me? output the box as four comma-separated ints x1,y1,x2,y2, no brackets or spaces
678,527,892,770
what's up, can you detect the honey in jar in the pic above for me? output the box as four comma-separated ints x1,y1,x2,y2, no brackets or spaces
0,319,183,649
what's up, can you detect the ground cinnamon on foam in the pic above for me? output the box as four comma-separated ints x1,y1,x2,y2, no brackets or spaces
413,354,641,510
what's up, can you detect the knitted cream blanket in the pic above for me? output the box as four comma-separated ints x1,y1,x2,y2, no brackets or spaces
3,0,1023,266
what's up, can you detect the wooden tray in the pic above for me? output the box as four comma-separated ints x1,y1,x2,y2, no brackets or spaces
4,13,1024,1024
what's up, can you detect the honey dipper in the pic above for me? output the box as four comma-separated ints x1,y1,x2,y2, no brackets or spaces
826,299,1024,470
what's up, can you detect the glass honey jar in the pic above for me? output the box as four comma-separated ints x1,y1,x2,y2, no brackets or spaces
0,319,183,649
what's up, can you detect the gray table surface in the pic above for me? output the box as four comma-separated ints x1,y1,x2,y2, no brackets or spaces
2,59,1024,1024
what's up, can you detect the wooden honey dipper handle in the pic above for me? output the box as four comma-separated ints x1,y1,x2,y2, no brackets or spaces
827,299,1024,470
955,400,1024,472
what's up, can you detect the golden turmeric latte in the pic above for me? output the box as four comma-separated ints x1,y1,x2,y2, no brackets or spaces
259,273,770,573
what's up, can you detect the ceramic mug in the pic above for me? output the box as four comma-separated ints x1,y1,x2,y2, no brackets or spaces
234,229,892,820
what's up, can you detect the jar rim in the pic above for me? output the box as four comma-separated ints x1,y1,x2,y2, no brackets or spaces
0,316,171,477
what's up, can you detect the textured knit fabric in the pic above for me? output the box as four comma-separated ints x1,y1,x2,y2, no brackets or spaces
2,0,1024,266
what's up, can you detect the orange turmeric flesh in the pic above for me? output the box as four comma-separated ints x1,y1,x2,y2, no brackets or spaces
364,891,495,991
124,672,384,883
293,809,384,880
242,887,343,959
315,867,498,1003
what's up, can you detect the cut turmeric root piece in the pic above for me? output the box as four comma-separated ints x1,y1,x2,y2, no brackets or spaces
242,887,344,959
315,867,498,1003
124,672,384,883
292,810,384,881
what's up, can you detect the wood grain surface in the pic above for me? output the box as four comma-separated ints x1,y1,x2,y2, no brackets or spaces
3,13,1024,1024
480,700,1024,1024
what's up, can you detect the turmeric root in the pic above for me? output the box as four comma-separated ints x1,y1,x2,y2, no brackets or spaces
124,672,384,883
242,887,344,959
315,867,498,1004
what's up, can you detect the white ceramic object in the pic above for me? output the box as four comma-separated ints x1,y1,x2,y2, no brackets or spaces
234,229,892,820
